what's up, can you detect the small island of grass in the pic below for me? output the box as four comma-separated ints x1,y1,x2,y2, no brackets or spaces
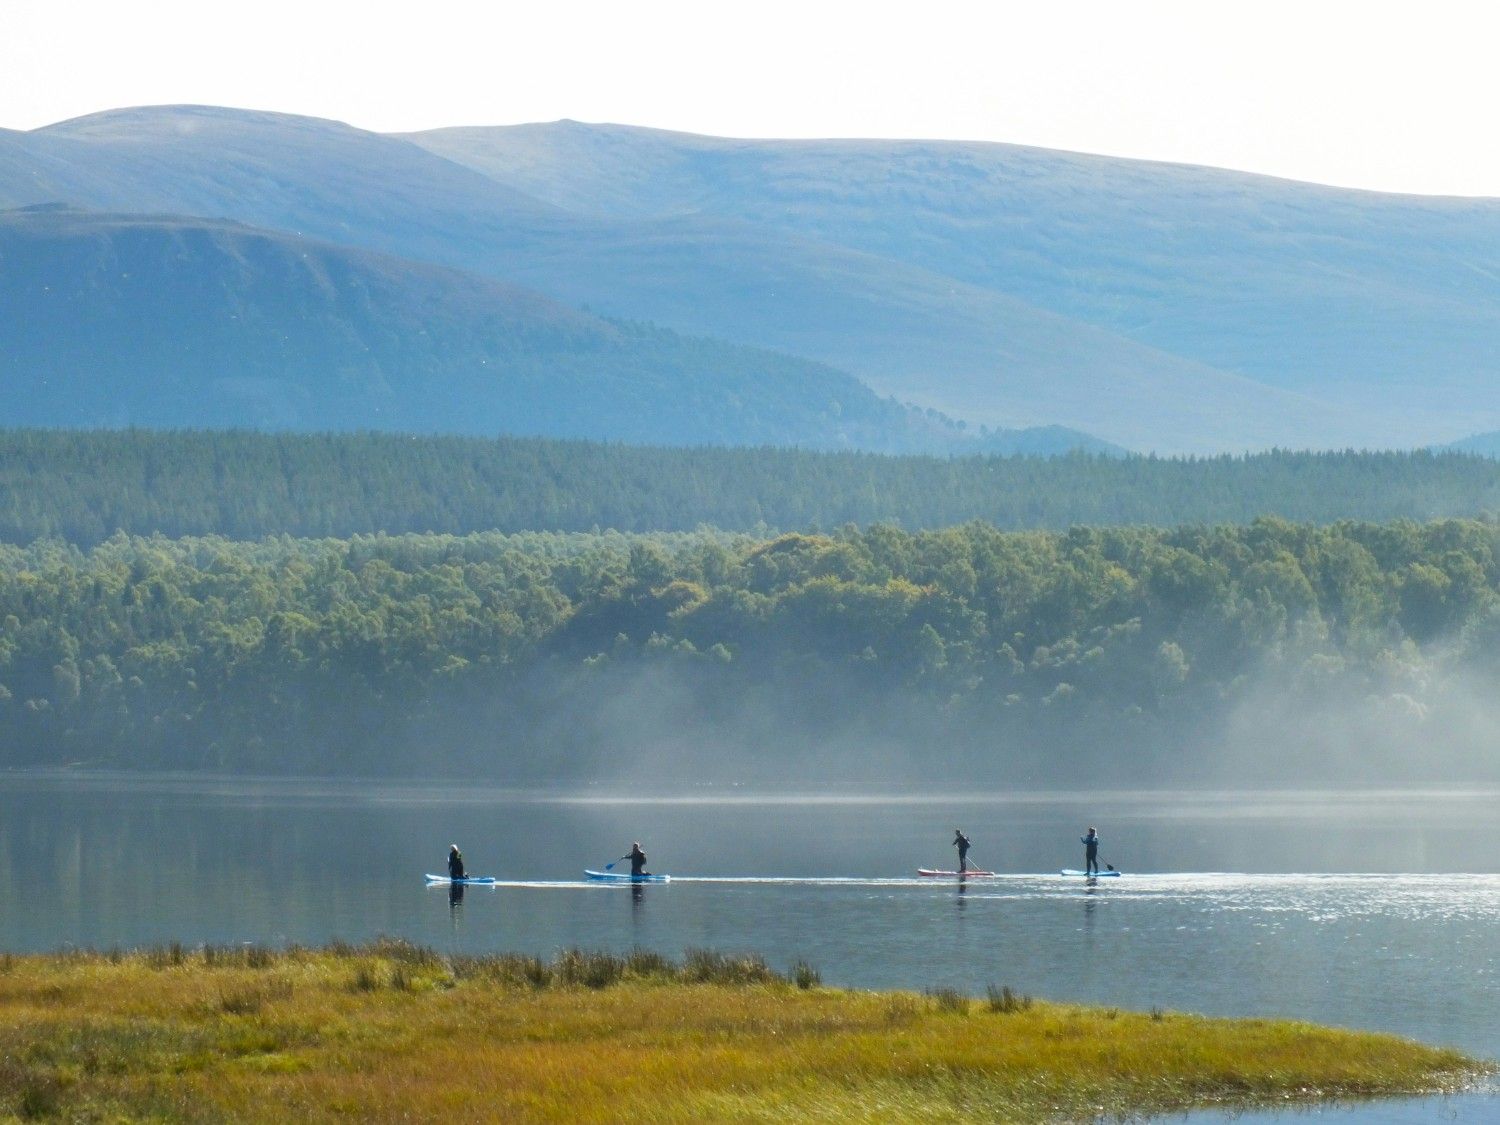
0,941,1484,1122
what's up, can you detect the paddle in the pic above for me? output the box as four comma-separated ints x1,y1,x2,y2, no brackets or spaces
602,854,632,872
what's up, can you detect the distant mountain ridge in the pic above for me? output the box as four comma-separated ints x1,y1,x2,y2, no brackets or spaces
408,120,1500,426
0,204,1111,453
0,106,1302,452
1443,432,1500,457
5,105,1500,451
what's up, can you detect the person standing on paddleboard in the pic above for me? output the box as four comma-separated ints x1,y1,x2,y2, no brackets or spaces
628,841,648,878
1081,827,1100,876
448,844,466,881
953,829,971,873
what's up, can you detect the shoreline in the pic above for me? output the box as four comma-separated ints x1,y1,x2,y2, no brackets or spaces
0,941,1486,1122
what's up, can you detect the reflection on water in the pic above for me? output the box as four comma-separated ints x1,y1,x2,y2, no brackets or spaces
0,776,1496,1122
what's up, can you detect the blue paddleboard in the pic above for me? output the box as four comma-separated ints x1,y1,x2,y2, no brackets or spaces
584,869,671,883
425,873,499,884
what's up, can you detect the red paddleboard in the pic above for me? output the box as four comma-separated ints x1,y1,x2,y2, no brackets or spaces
917,868,998,877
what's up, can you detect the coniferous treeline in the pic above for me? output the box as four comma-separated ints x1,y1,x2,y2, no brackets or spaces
4,518,1499,782
3,429,1500,546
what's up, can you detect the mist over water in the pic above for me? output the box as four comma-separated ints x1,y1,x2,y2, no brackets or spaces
1203,629,1500,787
474,612,1500,793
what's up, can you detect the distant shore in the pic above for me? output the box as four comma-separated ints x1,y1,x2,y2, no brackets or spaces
0,942,1484,1122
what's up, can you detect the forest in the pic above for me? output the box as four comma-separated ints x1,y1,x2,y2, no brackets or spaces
3,518,1498,784
3,429,1500,546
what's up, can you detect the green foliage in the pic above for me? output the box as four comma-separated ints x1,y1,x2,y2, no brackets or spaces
5,430,1500,547
2,517,1500,780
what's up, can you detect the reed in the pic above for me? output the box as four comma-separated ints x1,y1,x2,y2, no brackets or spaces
791,959,820,989
928,986,971,1014
0,942,1482,1123
986,983,1033,1013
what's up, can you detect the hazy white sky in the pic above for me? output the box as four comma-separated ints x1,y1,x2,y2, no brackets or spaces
5,0,1499,195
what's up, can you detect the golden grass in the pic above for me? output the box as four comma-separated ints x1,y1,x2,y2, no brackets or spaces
0,942,1483,1123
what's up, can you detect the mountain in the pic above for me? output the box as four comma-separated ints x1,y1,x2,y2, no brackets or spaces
1442,432,1500,457
0,204,1111,453
0,106,1365,453
1,106,561,251
408,121,1500,442
6,107,1499,451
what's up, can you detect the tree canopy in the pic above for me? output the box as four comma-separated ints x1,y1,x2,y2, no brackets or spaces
3,429,1500,546
4,518,1498,784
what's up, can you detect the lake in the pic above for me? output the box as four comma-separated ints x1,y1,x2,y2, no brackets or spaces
1,775,1495,1122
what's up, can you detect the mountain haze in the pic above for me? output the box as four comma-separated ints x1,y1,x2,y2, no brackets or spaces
0,108,1292,451
1445,432,1500,457
410,121,1500,437
1,204,1112,452
5,106,1499,451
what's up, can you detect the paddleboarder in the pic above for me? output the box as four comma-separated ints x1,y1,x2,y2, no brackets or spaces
953,829,971,873
1081,827,1100,876
628,841,648,878
447,844,466,881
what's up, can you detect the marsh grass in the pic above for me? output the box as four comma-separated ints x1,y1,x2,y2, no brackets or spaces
884,992,924,1025
987,983,1033,1013
146,941,186,969
220,979,294,1015
0,1060,63,1120
447,945,790,991
203,944,279,970
349,962,382,992
681,947,778,985
791,958,820,989
928,986,971,1015
452,951,552,989
0,942,1483,1123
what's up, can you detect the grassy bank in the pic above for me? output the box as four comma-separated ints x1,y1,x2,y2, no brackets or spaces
0,942,1483,1122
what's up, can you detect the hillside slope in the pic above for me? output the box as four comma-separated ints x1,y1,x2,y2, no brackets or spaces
3,204,1095,452
409,120,1500,443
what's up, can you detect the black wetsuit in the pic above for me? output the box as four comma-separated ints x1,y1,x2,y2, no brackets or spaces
448,850,465,880
953,832,971,873
629,846,647,877
1082,834,1099,875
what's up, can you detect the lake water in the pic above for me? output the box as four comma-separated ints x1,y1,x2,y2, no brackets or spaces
1,775,1496,1122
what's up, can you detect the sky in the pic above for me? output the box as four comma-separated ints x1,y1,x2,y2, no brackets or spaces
4,0,1499,196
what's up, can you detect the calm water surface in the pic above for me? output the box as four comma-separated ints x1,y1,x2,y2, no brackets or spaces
1,776,1496,1122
